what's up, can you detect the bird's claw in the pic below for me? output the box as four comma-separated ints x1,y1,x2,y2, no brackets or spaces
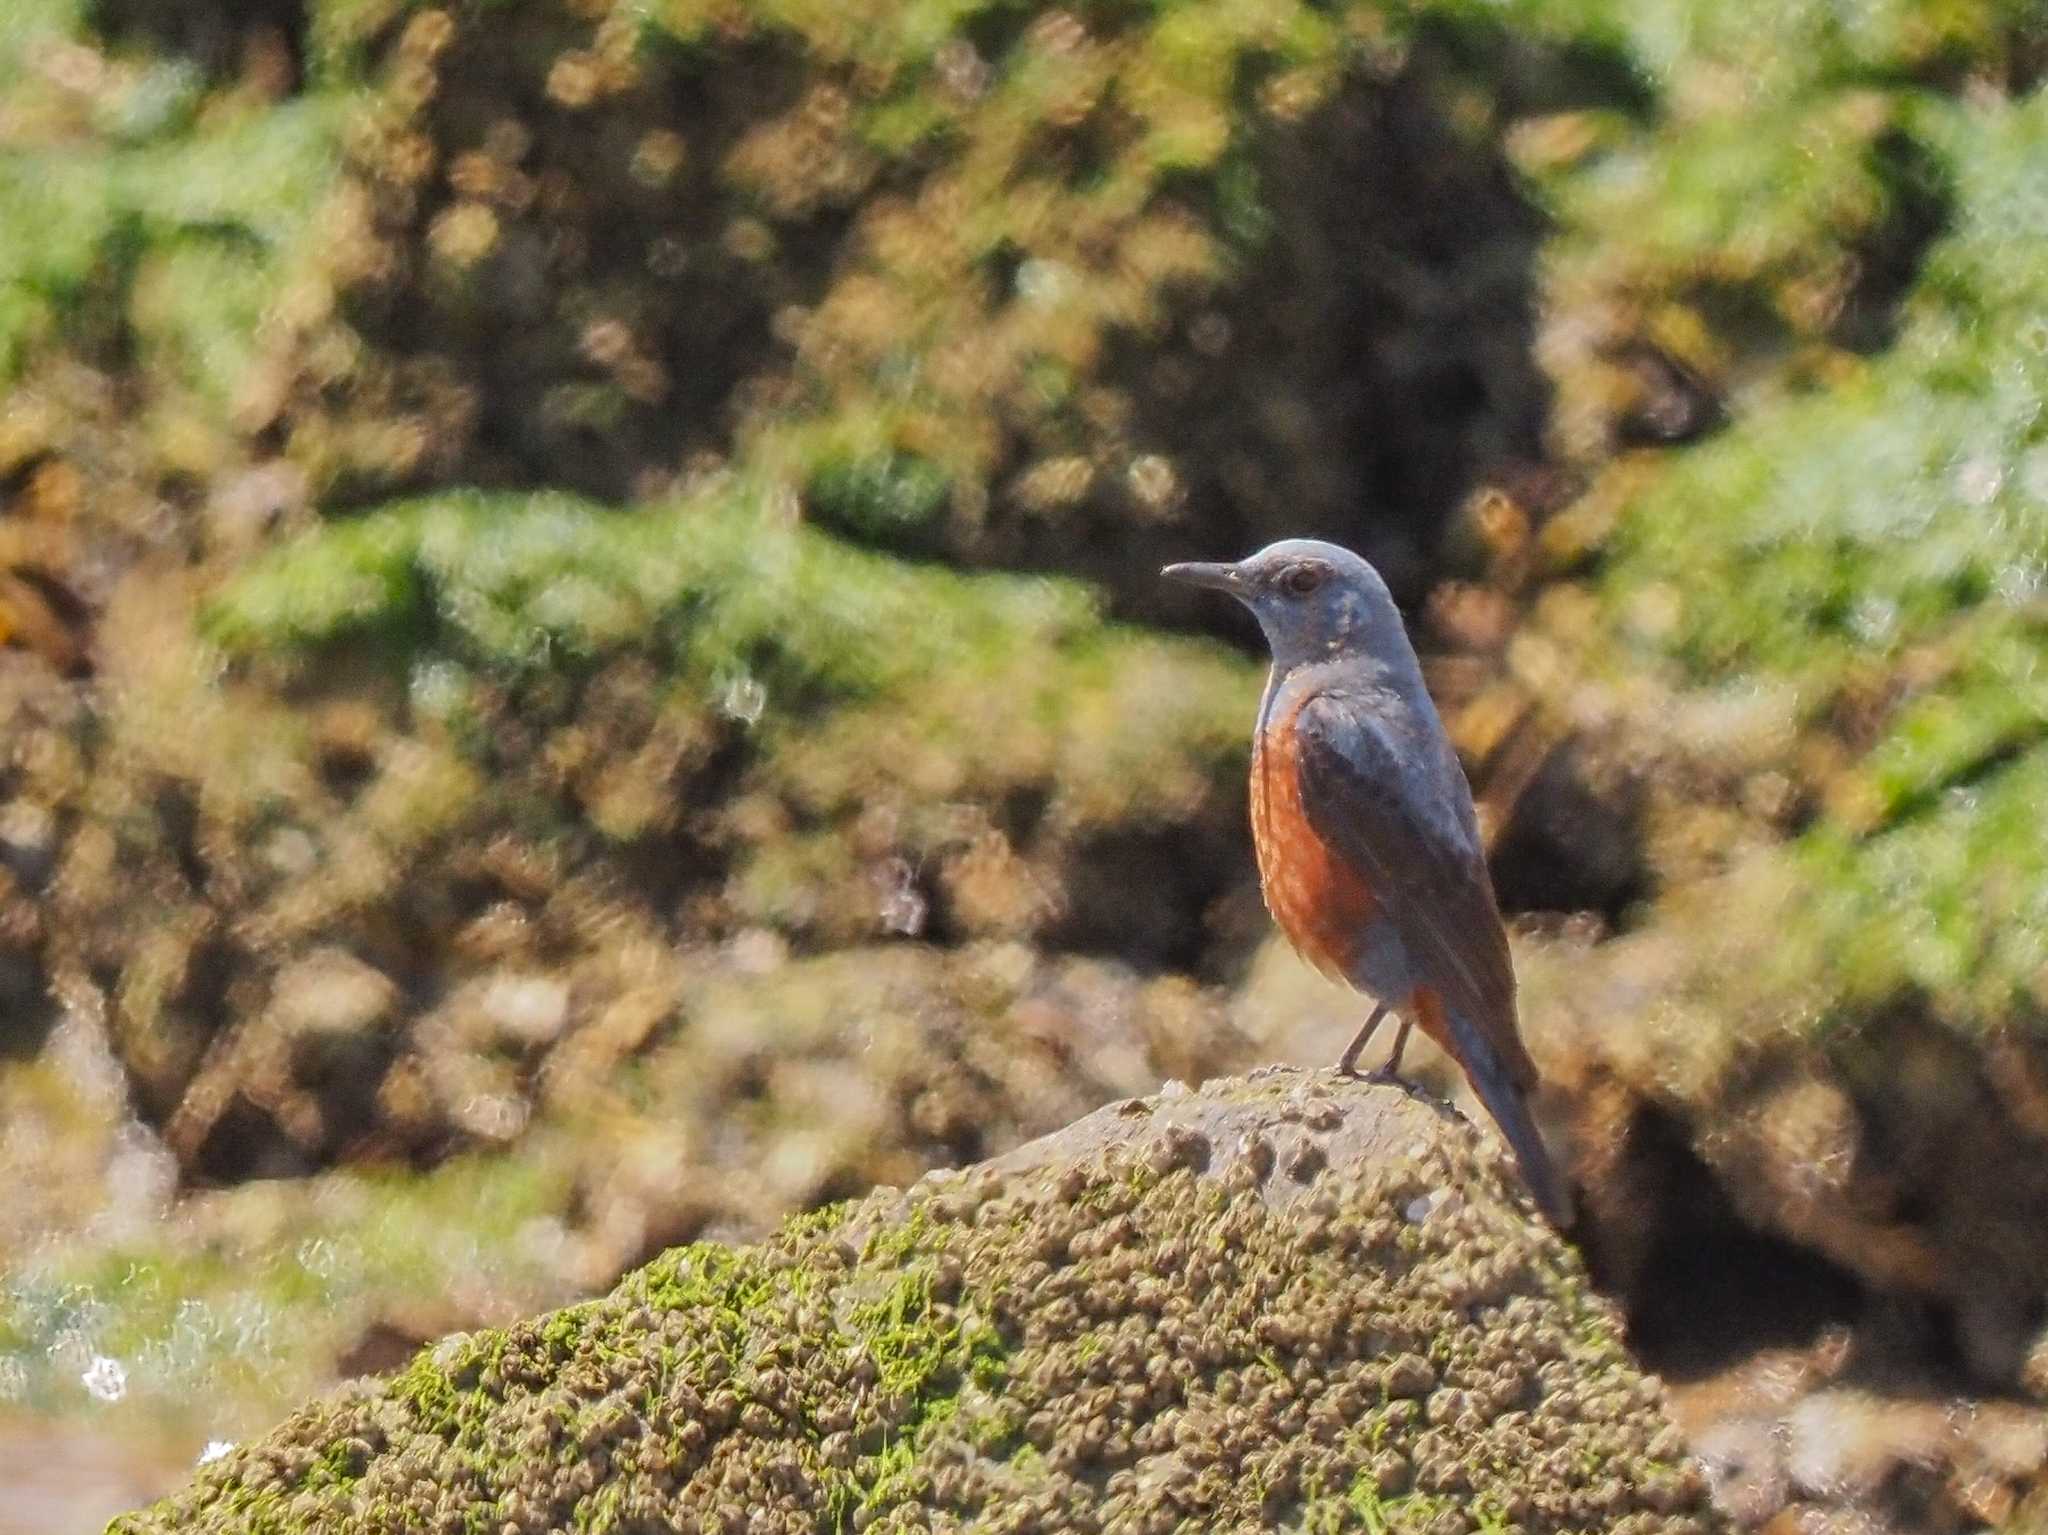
1332,1059,1408,1087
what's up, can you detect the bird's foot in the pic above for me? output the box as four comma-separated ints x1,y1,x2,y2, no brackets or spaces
1332,1058,1413,1090
1347,1063,1446,1112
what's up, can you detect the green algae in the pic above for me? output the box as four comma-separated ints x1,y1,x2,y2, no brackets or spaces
0,93,338,383
1593,88,2048,1031
201,488,1113,703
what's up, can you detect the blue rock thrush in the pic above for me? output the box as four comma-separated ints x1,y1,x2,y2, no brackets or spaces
1164,539,1573,1225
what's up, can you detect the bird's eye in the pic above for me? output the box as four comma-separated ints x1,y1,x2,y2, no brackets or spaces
1281,563,1326,596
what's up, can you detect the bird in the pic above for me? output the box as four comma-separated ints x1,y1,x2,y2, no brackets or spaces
1163,538,1572,1225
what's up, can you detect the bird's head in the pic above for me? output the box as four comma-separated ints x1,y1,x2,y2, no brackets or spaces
1162,538,1408,674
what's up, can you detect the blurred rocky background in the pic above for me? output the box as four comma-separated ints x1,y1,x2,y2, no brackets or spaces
0,0,2045,1530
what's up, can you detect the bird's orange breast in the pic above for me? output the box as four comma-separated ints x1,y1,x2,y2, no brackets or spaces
1251,697,1378,982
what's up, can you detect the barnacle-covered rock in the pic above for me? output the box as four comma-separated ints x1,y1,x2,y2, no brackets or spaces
256,0,1550,609
114,1069,1720,1534
48,491,1258,1185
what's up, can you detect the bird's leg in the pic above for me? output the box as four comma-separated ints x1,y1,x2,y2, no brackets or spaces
1367,1014,1415,1085
1335,1003,1388,1077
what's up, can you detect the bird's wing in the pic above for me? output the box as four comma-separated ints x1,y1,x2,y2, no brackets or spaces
1292,690,1536,1091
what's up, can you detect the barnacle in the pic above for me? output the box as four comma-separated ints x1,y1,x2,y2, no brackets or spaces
116,1072,1718,1534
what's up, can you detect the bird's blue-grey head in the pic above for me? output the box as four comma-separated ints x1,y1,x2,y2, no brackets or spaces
1162,538,1416,677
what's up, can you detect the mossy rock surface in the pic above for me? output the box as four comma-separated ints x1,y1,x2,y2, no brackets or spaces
112,1070,1719,1534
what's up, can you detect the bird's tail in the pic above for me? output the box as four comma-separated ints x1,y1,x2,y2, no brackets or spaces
1440,1003,1575,1228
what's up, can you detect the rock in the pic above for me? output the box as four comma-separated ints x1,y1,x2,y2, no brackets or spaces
1781,1390,1950,1504
476,973,572,1049
269,948,398,1039
1690,1416,1789,1528
0,799,58,887
113,1070,1720,1534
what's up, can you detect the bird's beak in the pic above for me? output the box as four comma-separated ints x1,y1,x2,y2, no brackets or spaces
1160,560,1245,595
